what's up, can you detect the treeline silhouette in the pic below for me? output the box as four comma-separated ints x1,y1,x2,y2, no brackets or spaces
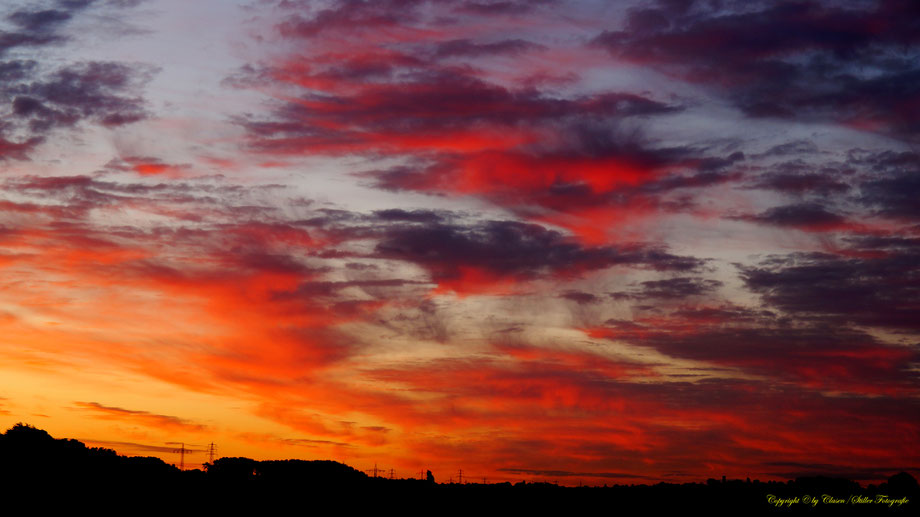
1,423,916,514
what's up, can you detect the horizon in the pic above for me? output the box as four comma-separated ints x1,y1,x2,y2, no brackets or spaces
0,0,918,490
6,422,918,490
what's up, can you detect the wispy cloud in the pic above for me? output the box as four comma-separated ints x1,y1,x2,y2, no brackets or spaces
73,402,209,433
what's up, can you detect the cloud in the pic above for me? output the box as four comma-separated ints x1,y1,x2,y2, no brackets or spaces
559,290,599,304
361,346,918,482
624,277,723,299
433,38,544,58
226,2,699,245
10,61,151,131
750,168,851,196
758,140,820,158
585,297,919,396
372,208,445,224
456,1,556,15
81,439,192,455
853,151,920,221
731,203,854,232
498,467,652,480
373,218,705,294
239,433,355,449
240,65,677,157
276,0,420,40
0,2,153,160
0,3,80,56
740,248,920,332
593,0,920,141
74,402,209,433
7,8,74,33
0,136,42,160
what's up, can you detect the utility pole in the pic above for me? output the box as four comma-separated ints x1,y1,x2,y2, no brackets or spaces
458,468,462,484
389,468,394,480
206,442,217,464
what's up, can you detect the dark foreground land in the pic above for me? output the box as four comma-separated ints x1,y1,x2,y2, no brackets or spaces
1,423,916,515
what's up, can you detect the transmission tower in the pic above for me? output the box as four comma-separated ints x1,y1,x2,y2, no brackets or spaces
167,442,188,470
166,442,201,470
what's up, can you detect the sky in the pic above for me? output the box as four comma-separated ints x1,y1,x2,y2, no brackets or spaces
0,0,918,485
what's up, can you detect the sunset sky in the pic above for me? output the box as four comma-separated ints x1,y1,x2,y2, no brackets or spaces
1,0,918,485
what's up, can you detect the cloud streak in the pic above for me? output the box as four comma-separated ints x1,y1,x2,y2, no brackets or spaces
74,402,209,433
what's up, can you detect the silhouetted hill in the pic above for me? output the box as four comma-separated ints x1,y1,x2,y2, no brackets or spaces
0,423,181,482
1,423,916,514
207,456,369,485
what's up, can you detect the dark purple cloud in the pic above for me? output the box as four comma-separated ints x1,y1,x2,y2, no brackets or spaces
276,0,424,39
240,64,678,154
560,290,600,304
13,61,151,130
456,1,557,15
740,248,920,332
750,167,852,196
594,0,920,141
0,1,106,55
7,9,74,33
631,277,722,299
0,1,152,160
731,203,851,231
850,151,920,221
593,316,919,394
0,2,153,159
372,209,445,224
373,219,706,291
433,38,544,58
